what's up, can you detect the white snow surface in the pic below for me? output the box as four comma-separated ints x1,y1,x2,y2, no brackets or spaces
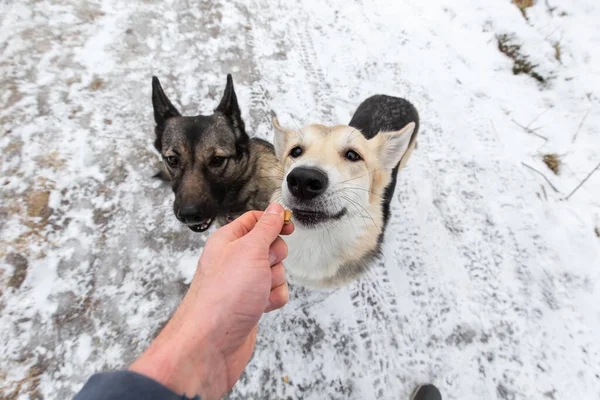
1,0,600,399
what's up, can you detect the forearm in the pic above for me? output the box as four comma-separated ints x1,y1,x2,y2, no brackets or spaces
129,294,228,400
75,206,287,400
75,294,227,400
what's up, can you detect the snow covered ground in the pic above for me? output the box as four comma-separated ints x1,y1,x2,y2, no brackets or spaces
1,0,599,398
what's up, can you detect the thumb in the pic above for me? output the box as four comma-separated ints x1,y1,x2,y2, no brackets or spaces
246,203,285,248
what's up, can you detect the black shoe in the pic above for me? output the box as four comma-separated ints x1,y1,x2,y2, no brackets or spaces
410,384,442,400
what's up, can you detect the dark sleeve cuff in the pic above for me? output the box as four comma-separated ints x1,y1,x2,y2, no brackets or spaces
74,370,200,400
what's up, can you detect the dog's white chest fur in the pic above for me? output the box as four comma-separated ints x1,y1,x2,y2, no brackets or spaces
282,219,367,287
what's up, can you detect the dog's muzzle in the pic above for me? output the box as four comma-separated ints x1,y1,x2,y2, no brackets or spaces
176,204,214,232
284,166,347,227
187,218,213,232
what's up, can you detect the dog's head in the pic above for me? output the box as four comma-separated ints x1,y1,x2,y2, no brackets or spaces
272,116,415,229
152,74,250,232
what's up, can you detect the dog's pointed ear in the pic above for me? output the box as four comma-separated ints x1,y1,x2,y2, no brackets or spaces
216,74,240,115
152,76,181,125
271,111,291,160
377,122,415,169
215,74,246,135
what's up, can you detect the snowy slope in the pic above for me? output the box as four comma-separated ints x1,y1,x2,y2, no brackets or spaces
1,0,599,399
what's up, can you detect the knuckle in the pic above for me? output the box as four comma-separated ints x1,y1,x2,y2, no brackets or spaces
241,210,255,219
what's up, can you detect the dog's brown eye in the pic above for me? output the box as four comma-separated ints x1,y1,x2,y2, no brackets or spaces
290,146,303,158
165,156,180,168
345,150,362,162
210,156,226,167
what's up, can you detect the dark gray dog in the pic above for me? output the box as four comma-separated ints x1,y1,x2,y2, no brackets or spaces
152,74,279,232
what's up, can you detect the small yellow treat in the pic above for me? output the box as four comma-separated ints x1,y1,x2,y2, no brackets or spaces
283,209,293,224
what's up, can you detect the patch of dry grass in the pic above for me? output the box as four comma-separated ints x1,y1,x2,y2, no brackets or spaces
6,253,28,289
26,190,51,221
497,34,546,84
543,153,561,175
88,77,104,91
513,0,535,8
34,151,66,170
0,365,43,400
553,42,562,63
512,0,535,19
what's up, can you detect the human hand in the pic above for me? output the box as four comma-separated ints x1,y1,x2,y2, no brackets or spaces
129,204,293,399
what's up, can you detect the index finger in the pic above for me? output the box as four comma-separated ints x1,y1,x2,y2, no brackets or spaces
214,210,294,244
214,210,262,243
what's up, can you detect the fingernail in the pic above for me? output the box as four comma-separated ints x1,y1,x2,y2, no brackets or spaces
269,251,278,265
265,203,283,215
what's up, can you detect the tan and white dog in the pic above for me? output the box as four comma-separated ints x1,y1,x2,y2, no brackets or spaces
271,96,419,287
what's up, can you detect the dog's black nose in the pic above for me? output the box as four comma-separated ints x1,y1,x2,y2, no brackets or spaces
177,204,205,224
287,167,329,201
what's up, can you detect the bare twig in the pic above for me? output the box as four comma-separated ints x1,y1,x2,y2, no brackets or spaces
530,126,543,133
541,185,548,201
521,162,561,193
527,109,550,129
543,28,559,41
571,110,590,143
545,0,556,15
565,160,600,200
489,120,500,141
511,119,549,142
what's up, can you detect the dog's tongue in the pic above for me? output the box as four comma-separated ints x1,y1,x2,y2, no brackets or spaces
188,218,213,233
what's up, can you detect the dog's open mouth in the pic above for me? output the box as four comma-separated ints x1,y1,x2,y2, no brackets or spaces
188,218,214,232
291,208,347,226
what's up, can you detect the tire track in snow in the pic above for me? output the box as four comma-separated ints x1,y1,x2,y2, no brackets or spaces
235,1,273,140
349,262,409,399
386,161,462,394
293,19,334,123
